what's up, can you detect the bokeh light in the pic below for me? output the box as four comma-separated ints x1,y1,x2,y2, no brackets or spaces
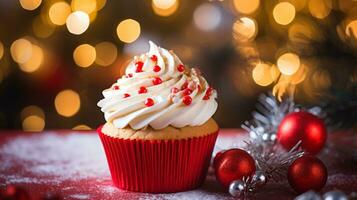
152,0,178,17
73,44,96,68
32,16,55,38
116,19,141,43
10,38,33,64
277,53,300,75
233,0,259,14
252,63,274,86
73,124,92,130
20,105,45,120
0,41,4,60
193,3,221,31
22,115,45,131
95,42,117,66
54,89,81,117
66,11,90,35
19,0,42,10
233,17,257,42
308,0,331,19
346,20,357,38
49,1,71,26
19,44,44,73
273,2,296,25
291,64,306,84
71,0,97,14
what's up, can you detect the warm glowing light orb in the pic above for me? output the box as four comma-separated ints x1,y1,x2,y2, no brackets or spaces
252,63,274,86
20,0,42,10
19,44,44,73
73,124,92,130
33,17,55,38
277,53,300,75
73,44,96,68
233,17,257,41
66,11,90,35
273,2,296,25
21,105,45,120
22,115,45,132
152,0,178,17
10,38,33,64
153,0,176,9
116,19,141,43
193,3,221,31
55,89,81,117
95,42,117,66
71,0,97,14
233,0,259,14
308,0,331,19
49,1,71,25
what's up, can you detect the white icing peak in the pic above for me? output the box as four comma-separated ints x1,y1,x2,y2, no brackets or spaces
97,41,218,130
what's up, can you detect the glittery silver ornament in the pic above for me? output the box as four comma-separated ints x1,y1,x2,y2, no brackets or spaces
229,180,246,197
253,171,267,187
295,190,322,200
323,191,348,200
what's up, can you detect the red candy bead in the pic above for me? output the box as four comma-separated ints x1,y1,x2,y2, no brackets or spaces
197,85,201,91
277,111,327,154
177,64,185,72
127,73,133,78
150,55,157,62
113,85,120,90
181,82,188,90
152,77,163,85
145,98,154,107
288,156,327,193
171,87,179,93
135,61,144,73
206,87,213,96
182,95,192,105
203,95,210,100
138,86,147,94
153,65,161,72
123,93,130,98
183,88,193,96
214,149,256,188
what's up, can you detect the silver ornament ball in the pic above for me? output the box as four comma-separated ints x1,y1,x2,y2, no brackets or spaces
323,191,348,200
295,190,322,200
229,180,246,197
253,171,267,187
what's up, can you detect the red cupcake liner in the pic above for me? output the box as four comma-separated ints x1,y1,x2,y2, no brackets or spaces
97,125,218,193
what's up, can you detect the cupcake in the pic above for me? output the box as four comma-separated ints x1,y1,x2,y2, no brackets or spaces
97,41,218,193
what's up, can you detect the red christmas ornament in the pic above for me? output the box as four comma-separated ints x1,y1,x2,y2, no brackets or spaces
288,156,327,193
277,111,327,154
214,149,256,188
2,185,30,200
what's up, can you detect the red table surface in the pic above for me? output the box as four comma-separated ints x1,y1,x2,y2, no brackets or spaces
0,129,356,200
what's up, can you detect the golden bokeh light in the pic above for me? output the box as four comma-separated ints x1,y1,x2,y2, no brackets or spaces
66,11,90,35
308,0,331,19
152,0,178,17
22,115,45,132
19,44,44,73
73,124,92,130
97,0,106,10
19,0,42,10
49,1,71,25
71,0,97,14
33,16,55,38
277,53,300,75
233,0,259,14
0,41,3,60
73,44,96,68
346,20,357,38
286,0,306,11
95,42,117,66
291,64,306,84
233,17,257,42
273,2,296,25
252,63,274,86
193,3,221,32
10,38,33,64
116,19,141,43
54,89,81,117
21,105,45,120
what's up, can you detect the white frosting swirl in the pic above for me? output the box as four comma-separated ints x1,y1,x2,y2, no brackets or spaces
97,41,218,130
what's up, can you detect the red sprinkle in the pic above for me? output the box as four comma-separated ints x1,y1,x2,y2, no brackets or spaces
181,82,188,90
152,77,163,85
197,85,201,91
145,98,154,107
127,73,133,78
150,55,157,62
182,95,192,105
177,64,185,72
113,85,120,90
138,86,147,94
203,95,210,100
183,88,193,96
123,93,130,98
171,87,179,93
206,87,213,96
153,65,161,72
135,61,144,73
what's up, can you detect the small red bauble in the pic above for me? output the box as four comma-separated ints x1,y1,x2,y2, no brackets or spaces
183,88,193,96
182,95,192,105
135,61,144,72
138,86,147,94
152,77,162,85
123,93,130,98
288,156,327,193
171,87,179,93
213,150,225,166
153,65,161,72
181,82,188,90
214,149,256,188
277,111,327,154
177,64,185,72
150,55,157,62
203,95,210,100
113,85,119,90
144,98,154,107
206,87,213,96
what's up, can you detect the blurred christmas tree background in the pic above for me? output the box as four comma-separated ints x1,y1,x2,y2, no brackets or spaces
0,0,356,131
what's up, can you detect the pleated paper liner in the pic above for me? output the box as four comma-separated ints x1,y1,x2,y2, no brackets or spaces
97,125,218,193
